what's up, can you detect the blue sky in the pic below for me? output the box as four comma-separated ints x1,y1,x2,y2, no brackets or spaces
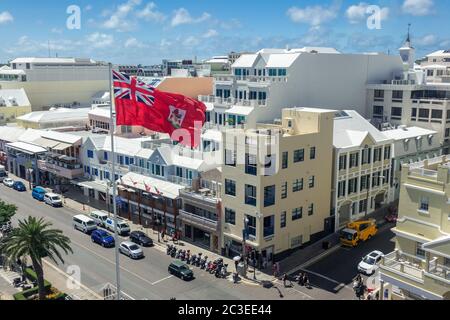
0,0,449,64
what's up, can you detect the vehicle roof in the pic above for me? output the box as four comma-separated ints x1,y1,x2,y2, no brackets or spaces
171,260,187,267
91,210,108,216
46,193,60,197
74,215,94,222
368,250,383,257
33,186,46,191
14,181,24,184
342,228,358,235
121,241,135,246
132,230,146,236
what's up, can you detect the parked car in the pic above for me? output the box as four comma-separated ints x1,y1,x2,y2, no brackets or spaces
32,186,47,201
119,241,144,259
90,211,109,228
130,231,153,247
168,260,194,281
0,165,7,183
91,230,115,248
44,193,63,207
105,218,131,236
13,181,26,192
358,250,384,275
73,215,97,234
3,178,14,187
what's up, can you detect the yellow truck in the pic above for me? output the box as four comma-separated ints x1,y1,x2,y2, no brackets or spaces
340,219,378,247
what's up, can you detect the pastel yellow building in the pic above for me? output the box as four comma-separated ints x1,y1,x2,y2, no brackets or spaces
0,88,32,125
380,156,450,300
221,108,335,266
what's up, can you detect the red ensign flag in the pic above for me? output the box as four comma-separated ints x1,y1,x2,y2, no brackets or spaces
113,70,206,148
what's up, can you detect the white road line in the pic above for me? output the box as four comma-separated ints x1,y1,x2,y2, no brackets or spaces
302,269,354,292
151,275,173,285
273,280,314,300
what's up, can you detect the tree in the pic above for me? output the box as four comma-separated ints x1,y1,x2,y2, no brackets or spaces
0,200,17,225
0,217,73,300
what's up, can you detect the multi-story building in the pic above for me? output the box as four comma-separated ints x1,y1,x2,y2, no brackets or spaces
380,156,450,300
0,58,109,111
333,110,393,229
221,108,335,266
420,50,450,84
0,89,32,125
382,126,442,200
16,107,91,130
200,47,403,129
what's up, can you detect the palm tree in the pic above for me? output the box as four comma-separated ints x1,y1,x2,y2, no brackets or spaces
0,216,73,300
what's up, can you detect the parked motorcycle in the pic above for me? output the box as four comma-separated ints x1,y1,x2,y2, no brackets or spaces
170,247,177,258
195,253,203,267
166,245,173,255
175,249,182,259
200,256,208,270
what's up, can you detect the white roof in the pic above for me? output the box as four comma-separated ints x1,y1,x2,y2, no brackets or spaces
40,131,82,144
120,172,184,200
135,148,154,159
89,107,111,118
0,69,26,75
225,105,254,116
0,89,31,107
172,154,204,170
6,141,47,154
17,108,91,123
18,129,44,143
102,136,144,156
0,126,26,142
232,54,259,68
424,64,447,69
333,110,391,149
265,53,301,68
205,58,229,64
92,91,110,101
382,127,437,141
202,129,222,142
10,57,97,64
427,50,450,58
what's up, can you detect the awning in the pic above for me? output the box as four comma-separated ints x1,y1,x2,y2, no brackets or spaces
73,180,113,194
33,138,59,149
225,106,254,116
53,142,73,151
120,172,184,200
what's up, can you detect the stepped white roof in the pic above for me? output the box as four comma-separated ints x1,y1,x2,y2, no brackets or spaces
0,89,31,107
382,127,437,141
17,108,90,123
10,57,97,64
427,50,450,58
0,126,26,142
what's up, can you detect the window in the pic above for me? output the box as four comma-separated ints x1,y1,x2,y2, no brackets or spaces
384,146,391,160
373,105,384,117
225,149,236,167
360,175,370,191
292,207,303,221
308,204,314,216
359,199,368,213
281,182,288,199
225,208,236,225
416,243,425,258
176,167,183,178
104,152,108,161
291,235,303,248
419,109,429,119
431,109,443,119
245,153,257,176
338,181,346,197
362,148,372,165
294,149,305,163
87,150,94,159
263,215,275,238
374,148,382,162
348,178,357,194
427,69,434,77
282,152,288,169
264,154,275,176
339,154,347,170
293,178,304,192
280,212,286,228
411,108,417,119
245,215,256,238
392,90,403,100
419,197,429,212
349,153,359,168
372,172,381,187
309,176,315,188
374,90,384,99
245,185,257,206
391,107,402,118
264,185,275,207
225,179,236,196
310,147,316,160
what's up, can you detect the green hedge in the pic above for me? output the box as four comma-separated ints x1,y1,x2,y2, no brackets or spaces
13,268,53,300
23,268,52,289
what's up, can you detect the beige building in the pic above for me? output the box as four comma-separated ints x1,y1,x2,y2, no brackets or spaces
0,88,32,125
221,108,335,265
380,156,450,300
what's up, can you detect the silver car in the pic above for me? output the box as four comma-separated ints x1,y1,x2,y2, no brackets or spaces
119,241,144,260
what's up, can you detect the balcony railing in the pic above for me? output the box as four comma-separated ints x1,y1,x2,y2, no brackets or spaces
198,95,267,107
381,250,425,281
37,160,83,179
179,209,219,232
180,188,219,206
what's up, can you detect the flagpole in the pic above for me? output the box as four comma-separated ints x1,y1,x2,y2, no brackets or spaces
109,62,121,300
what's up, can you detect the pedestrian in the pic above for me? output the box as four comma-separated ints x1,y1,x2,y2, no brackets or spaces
303,274,310,288
297,272,305,286
272,264,277,277
282,273,292,288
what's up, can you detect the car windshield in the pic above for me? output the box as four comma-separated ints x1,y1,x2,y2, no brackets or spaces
86,221,96,226
180,265,189,271
341,231,354,241
129,244,139,251
51,196,60,200
118,223,129,228
101,233,111,239
363,257,376,265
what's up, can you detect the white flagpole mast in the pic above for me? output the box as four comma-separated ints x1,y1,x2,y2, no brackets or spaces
108,62,121,300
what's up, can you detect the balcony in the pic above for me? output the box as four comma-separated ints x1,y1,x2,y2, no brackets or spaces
180,188,219,207
37,159,83,179
198,95,267,108
179,209,219,232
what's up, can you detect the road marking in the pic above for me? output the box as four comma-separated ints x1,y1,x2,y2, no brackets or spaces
273,280,314,300
151,275,173,285
285,244,342,276
302,269,354,292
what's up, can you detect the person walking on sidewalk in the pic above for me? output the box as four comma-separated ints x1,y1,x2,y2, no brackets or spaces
282,273,292,288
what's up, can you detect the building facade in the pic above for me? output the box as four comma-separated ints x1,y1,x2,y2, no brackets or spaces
0,88,32,125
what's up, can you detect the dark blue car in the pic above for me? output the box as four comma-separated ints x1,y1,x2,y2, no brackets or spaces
13,181,26,192
91,230,115,248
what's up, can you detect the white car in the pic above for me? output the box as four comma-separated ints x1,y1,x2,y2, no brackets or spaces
105,218,131,236
358,250,384,275
119,241,144,259
3,178,14,187
44,193,63,207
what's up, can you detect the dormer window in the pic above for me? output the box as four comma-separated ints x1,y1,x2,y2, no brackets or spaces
404,139,410,151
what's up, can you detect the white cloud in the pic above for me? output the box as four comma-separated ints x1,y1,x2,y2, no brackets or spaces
124,37,147,48
402,0,434,16
416,34,438,46
136,2,166,22
183,36,200,47
203,29,218,38
85,5,93,11
286,5,338,27
346,3,389,24
87,32,114,48
0,11,14,25
171,8,211,27
102,0,142,31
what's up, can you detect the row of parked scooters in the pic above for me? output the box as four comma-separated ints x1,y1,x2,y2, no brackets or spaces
167,245,228,279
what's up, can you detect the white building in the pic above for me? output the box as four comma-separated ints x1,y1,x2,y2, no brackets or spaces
0,58,109,111
200,47,403,129
16,107,91,129
421,50,450,83
0,88,32,124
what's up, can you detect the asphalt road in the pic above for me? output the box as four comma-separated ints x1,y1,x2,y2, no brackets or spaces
0,183,315,300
